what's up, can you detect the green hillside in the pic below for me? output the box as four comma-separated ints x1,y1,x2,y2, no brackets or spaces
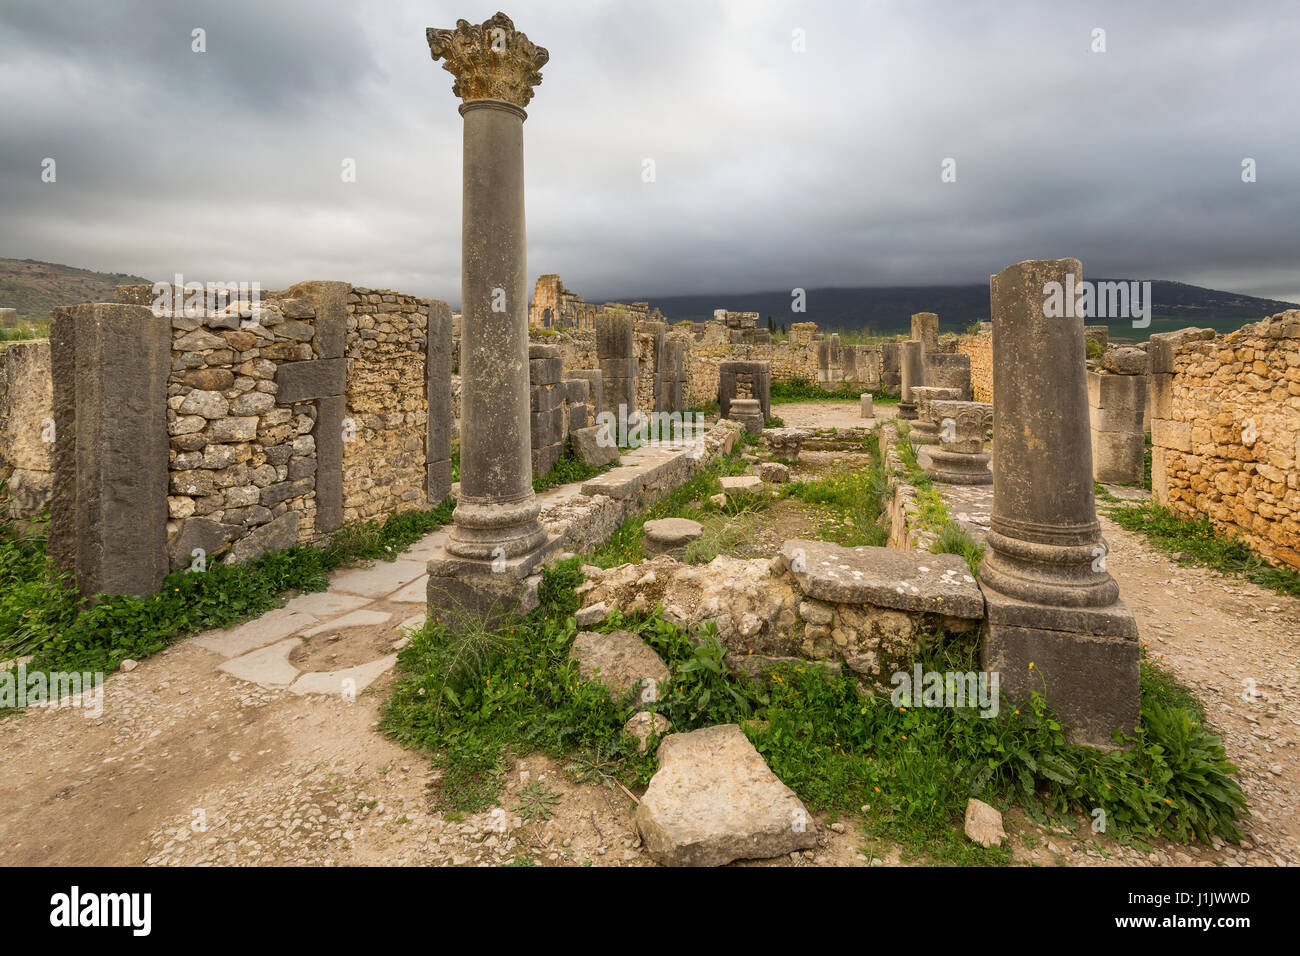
0,257,153,324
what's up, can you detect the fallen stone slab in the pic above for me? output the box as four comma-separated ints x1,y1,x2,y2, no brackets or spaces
570,629,670,703
777,539,984,619
758,462,789,484
194,607,317,658
636,724,818,866
720,475,763,495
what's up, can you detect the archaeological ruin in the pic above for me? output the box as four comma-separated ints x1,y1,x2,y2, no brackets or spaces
2,8,1297,876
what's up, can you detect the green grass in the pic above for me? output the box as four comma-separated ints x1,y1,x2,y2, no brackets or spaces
0,498,455,676
1107,501,1300,598
381,560,1248,858
784,443,891,548
585,453,754,568
532,438,617,493
772,376,899,406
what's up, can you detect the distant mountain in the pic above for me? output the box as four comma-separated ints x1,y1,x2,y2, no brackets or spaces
629,280,1299,340
0,258,153,323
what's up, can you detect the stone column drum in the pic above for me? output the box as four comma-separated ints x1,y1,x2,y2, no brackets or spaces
978,259,1139,747
425,13,558,621
910,312,939,353
925,400,993,484
898,340,924,419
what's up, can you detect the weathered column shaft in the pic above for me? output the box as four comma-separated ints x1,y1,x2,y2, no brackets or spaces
898,340,924,419
978,258,1139,748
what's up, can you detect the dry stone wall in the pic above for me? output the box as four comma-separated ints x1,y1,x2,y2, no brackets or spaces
1150,312,1300,569
344,288,431,523
0,341,55,519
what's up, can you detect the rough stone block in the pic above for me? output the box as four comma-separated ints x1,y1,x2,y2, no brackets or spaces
572,424,619,467
288,280,349,359
528,356,563,386
635,724,818,867
1151,418,1192,452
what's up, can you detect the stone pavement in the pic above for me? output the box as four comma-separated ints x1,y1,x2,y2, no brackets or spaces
193,425,742,693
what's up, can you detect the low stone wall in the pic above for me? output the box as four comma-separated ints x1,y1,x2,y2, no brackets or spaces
1150,312,1300,569
0,341,55,518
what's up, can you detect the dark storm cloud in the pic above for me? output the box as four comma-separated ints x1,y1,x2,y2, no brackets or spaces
1,0,1297,308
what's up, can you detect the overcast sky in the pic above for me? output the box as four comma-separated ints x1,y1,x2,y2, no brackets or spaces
1,0,1297,309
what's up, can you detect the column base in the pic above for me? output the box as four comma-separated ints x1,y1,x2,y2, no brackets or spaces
980,584,1140,748
427,534,562,631
898,402,917,420
926,447,992,484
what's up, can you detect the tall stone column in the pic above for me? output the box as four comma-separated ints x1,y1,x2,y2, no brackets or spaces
898,340,924,419
425,13,557,621
979,259,1139,747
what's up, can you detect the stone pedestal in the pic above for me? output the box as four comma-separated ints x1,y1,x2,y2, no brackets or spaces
908,386,962,445
898,340,924,420
860,393,873,418
718,360,770,421
979,258,1139,748
730,398,764,434
426,12,557,625
925,400,993,484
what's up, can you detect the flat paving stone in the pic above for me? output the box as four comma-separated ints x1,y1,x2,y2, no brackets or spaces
282,591,372,618
287,654,398,697
779,538,984,618
217,637,301,687
329,559,428,598
194,608,316,658
388,575,430,604
300,608,392,637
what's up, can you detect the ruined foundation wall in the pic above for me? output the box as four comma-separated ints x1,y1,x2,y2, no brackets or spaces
1150,312,1300,569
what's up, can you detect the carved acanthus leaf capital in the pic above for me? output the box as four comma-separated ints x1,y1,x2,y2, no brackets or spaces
427,12,548,108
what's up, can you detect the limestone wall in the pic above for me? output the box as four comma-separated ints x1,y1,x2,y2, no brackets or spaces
0,341,55,518
956,328,993,403
344,288,430,523
1150,312,1300,569
162,294,330,567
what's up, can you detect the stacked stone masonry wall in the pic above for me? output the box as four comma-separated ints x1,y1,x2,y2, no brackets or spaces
344,288,430,523
1150,312,1300,569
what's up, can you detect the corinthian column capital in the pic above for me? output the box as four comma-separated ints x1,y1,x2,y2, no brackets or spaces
427,11,549,108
